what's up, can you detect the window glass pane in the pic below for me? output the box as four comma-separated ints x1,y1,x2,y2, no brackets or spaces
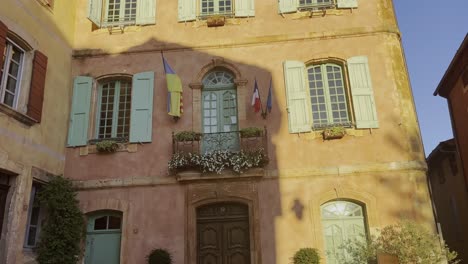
108,216,121,229
27,227,37,246
94,216,108,230
98,82,116,139
116,81,131,138
3,93,14,107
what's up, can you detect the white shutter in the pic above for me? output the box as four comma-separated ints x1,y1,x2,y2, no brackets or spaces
235,0,255,17
283,61,312,133
87,0,103,27
136,0,156,25
337,0,358,8
347,56,379,128
278,0,298,14
178,0,197,22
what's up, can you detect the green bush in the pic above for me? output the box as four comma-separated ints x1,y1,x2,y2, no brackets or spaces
37,176,85,264
338,221,459,264
293,248,320,264
239,127,262,138
95,140,119,153
174,131,202,141
147,248,172,264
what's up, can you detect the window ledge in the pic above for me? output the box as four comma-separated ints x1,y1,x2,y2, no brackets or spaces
190,17,251,28
175,168,264,182
290,8,345,19
0,103,37,126
79,143,138,156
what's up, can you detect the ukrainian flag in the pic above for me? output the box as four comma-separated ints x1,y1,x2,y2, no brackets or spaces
162,54,183,117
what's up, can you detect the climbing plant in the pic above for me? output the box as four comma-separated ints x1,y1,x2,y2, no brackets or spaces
37,176,85,264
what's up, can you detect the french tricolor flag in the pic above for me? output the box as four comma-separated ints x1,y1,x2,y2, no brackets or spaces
251,79,261,112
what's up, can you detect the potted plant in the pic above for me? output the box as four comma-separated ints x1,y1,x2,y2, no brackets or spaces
147,248,172,264
174,131,202,142
95,140,119,153
293,248,320,264
239,127,262,138
322,126,346,140
206,15,225,27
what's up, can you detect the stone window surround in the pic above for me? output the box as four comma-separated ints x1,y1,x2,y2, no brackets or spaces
189,58,248,133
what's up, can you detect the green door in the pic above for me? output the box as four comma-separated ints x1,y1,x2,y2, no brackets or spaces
85,212,122,264
201,71,239,154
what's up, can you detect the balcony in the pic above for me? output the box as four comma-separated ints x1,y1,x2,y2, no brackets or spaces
170,127,268,181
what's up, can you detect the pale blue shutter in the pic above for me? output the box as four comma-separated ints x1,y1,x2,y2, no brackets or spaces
347,56,378,128
136,0,156,25
87,0,103,27
337,0,358,8
67,76,92,147
279,0,298,14
283,61,312,133
178,0,196,22
235,0,255,17
130,72,154,143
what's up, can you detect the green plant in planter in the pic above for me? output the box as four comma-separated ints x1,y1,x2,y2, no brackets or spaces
174,131,202,142
239,127,262,138
147,248,172,264
95,140,119,153
293,248,321,264
323,126,346,139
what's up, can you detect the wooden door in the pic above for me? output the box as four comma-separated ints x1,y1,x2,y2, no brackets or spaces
197,203,251,264
85,212,122,264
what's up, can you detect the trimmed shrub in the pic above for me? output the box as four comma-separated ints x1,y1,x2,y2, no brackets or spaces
147,248,172,264
293,248,321,264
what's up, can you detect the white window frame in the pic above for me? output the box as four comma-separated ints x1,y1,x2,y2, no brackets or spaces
0,39,25,109
199,0,234,17
103,0,138,26
298,0,335,10
306,62,352,129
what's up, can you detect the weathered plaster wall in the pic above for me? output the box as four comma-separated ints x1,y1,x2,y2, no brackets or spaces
0,0,76,263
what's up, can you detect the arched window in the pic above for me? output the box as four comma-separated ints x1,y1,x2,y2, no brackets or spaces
321,200,367,264
201,70,239,153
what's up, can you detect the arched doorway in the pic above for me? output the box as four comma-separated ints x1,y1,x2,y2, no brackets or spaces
201,70,239,153
321,200,367,264
84,211,122,264
197,202,251,264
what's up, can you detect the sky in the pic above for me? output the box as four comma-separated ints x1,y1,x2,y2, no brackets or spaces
393,0,468,156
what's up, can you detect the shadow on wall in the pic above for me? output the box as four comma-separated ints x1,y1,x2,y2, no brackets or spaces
67,37,283,264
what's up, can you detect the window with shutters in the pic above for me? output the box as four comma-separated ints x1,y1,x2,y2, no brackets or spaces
283,56,378,134
96,79,132,139
200,0,233,16
67,72,154,147
0,22,47,125
279,0,357,14
321,200,368,264
87,0,156,28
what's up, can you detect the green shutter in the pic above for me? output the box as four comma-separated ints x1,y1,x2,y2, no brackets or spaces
283,61,312,133
178,0,196,22
235,0,255,17
136,0,156,25
279,0,298,14
87,0,102,27
337,0,358,8
67,76,92,147
130,72,154,143
347,56,378,129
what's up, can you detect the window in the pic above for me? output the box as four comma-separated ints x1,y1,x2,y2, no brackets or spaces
178,0,255,22
321,200,367,264
0,20,48,124
96,79,132,139
87,0,156,28
200,0,233,16
283,56,378,133
308,63,350,128
279,0,357,14
24,182,46,248
67,72,154,147
0,39,25,108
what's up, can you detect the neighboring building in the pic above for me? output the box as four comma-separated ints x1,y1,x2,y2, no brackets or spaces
0,0,76,263
1,0,437,263
434,33,468,191
427,139,468,263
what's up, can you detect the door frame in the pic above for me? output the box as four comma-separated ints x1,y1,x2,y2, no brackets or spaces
186,181,261,264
